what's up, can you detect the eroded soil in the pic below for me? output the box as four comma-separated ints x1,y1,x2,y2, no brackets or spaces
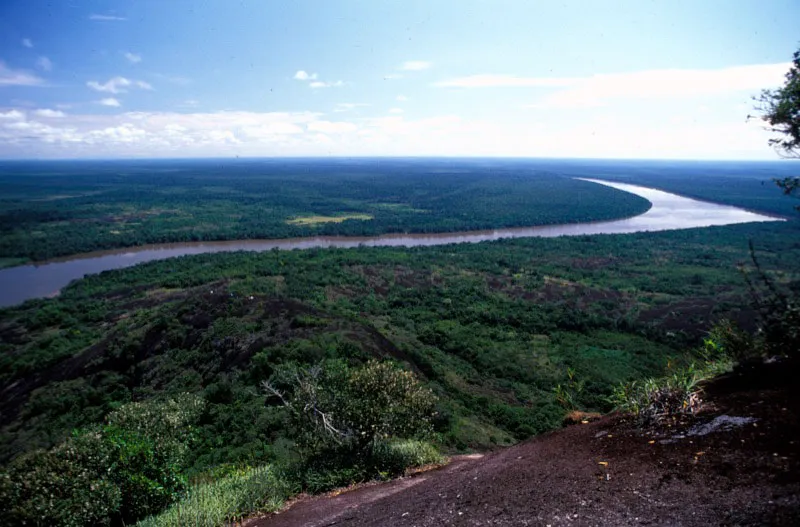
253,361,800,526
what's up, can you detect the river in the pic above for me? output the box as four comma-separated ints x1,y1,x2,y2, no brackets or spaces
0,179,781,308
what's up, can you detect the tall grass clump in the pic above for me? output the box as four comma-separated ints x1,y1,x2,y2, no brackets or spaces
136,465,292,527
609,324,737,425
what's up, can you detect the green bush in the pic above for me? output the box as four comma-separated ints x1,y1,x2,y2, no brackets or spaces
370,439,445,476
0,394,204,526
264,360,442,492
0,432,120,527
135,465,291,527
284,439,444,494
265,360,437,454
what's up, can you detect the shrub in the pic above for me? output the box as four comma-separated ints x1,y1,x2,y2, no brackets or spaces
0,394,204,526
609,360,722,426
263,360,441,491
0,433,120,527
370,439,445,476
264,360,437,454
283,439,444,494
135,465,291,527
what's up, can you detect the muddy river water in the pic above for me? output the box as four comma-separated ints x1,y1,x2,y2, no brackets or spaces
0,179,781,308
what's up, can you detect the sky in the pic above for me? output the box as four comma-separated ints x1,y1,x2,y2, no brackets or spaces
0,0,798,160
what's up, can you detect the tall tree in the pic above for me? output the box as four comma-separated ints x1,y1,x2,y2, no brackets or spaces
753,48,800,158
752,47,800,208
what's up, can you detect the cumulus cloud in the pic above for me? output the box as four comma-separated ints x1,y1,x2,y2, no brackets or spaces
434,74,572,88
388,108,404,114
124,52,142,64
36,56,53,72
22,38,33,48
307,120,358,134
0,104,780,160
294,70,342,88
0,109,337,156
34,109,65,118
0,110,26,121
333,103,369,112
98,98,121,107
309,80,344,89
401,61,431,71
0,62,44,86
293,70,317,81
89,14,126,21
87,76,152,94
437,63,792,109
396,95,408,102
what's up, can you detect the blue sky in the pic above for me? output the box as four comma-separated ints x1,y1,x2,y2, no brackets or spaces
0,0,798,159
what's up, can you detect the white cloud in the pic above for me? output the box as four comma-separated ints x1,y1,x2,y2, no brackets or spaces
334,103,369,112
98,98,121,107
34,109,65,118
0,103,782,160
36,56,53,72
543,63,791,109
22,38,33,48
383,74,403,80
87,76,152,94
124,52,142,64
0,110,25,121
388,108,404,114
241,122,305,138
438,63,792,109
294,70,342,88
0,62,44,86
396,95,408,102
435,74,571,88
309,80,344,89
293,70,318,81
307,121,358,134
401,61,431,71
89,14,126,21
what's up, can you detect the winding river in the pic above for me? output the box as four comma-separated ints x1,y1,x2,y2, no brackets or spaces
0,179,781,308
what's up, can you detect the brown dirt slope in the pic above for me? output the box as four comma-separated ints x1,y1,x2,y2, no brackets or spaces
254,361,800,526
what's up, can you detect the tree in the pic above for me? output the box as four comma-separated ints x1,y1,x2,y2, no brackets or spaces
751,46,800,211
262,360,437,454
0,394,204,527
752,47,800,158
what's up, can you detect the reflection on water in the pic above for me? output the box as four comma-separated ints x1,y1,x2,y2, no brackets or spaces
0,179,781,308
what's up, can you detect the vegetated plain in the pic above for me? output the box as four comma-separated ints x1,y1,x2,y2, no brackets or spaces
0,158,656,263
1,159,799,526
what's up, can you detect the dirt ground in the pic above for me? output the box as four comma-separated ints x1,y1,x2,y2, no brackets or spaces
251,360,800,527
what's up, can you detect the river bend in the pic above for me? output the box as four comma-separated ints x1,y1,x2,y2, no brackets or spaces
0,179,780,308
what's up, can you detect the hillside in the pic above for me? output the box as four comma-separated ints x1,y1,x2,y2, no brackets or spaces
2,218,799,525
2,221,799,465
255,360,800,526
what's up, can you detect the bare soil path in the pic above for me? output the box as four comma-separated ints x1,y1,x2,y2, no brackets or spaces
251,361,800,526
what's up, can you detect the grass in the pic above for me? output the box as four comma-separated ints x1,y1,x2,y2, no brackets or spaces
286,213,374,226
609,357,733,425
135,441,444,527
135,465,293,527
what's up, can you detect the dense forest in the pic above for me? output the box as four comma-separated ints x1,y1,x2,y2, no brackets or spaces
2,219,799,469
2,160,799,524
1,158,659,262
